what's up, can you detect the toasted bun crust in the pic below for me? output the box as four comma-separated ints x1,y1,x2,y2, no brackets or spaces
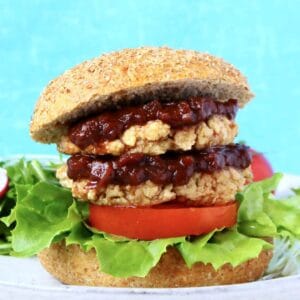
30,47,253,143
38,243,272,288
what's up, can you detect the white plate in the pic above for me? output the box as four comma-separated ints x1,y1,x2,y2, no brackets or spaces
1,156,300,299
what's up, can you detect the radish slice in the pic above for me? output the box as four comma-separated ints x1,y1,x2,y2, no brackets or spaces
0,168,9,199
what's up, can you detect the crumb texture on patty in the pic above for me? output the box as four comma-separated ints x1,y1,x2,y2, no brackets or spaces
38,243,272,287
58,116,238,155
57,165,251,206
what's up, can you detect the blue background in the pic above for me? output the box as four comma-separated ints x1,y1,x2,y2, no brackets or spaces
0,0,299,173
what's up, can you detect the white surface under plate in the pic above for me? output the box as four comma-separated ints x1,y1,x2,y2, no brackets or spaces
1,155,300,299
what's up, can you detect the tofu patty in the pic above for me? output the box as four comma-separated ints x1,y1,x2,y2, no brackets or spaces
57,165,251,207
58,116,237,156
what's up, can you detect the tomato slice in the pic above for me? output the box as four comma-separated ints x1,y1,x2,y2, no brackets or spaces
89,202,237,240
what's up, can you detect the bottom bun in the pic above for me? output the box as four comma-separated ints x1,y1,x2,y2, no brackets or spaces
38,242,272,288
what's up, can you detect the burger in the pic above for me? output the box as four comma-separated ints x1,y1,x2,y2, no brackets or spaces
12,47,297,287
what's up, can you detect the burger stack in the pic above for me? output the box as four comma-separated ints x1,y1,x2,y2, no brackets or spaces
30,47,269,287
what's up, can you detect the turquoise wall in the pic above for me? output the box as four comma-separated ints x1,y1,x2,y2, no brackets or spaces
0,0,299,173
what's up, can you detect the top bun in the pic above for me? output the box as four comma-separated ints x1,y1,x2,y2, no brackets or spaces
30,47,254,143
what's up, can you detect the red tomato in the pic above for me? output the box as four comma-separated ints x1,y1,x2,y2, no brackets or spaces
251,149,273,182
89,202,237,240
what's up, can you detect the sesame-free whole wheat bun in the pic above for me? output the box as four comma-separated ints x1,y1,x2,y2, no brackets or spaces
30,47,253,143
39,243,272,288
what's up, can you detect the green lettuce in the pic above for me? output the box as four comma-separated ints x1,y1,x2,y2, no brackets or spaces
1,159,300,278
236,173,282,237
91,236,185,277
0,159,59,254
65,223,269,277
11,182,81,256
237,173,300,240
178,228,272,269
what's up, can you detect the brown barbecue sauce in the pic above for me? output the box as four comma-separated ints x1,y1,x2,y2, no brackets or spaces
68,97,238,149
67,144,251,189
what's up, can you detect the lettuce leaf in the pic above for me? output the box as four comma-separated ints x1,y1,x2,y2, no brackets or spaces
66,223,270,277
237,173,300,241
264,196,300,239
91,236,185,277
11,182,81,256
178,228,272,269
66,223,185,277
1,159,300,278
65,222,93,251
0,159,60,254
236,173,282,237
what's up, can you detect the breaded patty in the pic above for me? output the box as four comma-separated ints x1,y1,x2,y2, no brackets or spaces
58,116,237,156
57,165,251,206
